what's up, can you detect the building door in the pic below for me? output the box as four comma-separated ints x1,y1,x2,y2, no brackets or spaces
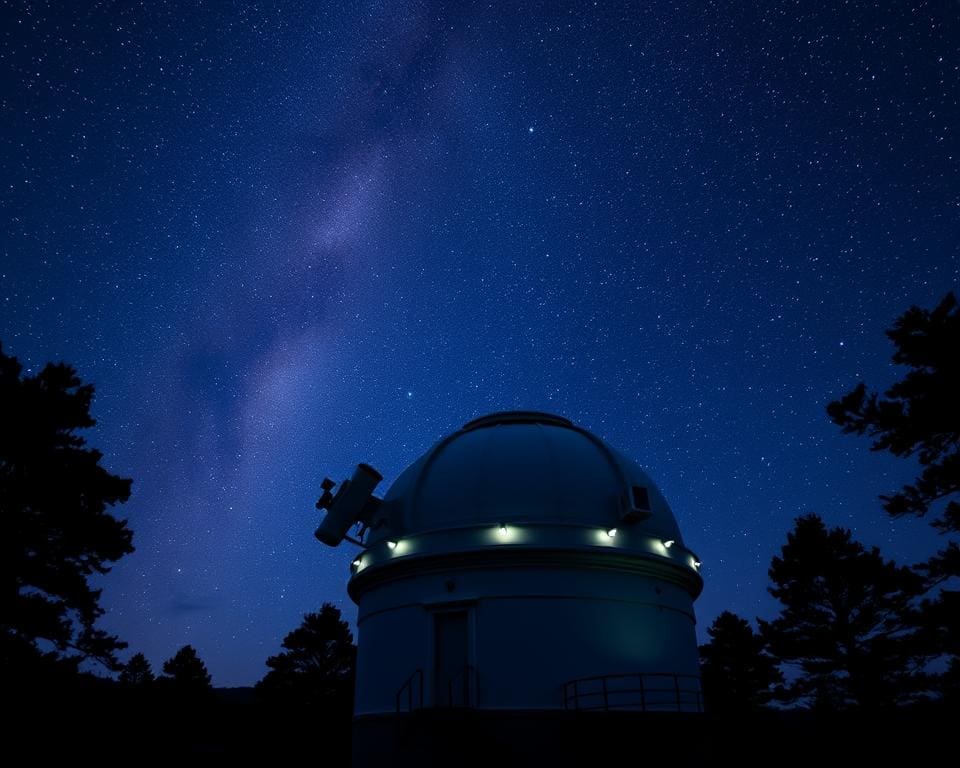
433,610,470,707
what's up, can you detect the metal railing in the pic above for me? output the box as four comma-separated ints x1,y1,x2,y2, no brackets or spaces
395,668,424,714
446,664,477,708
562,672,702,713
395,665,480,712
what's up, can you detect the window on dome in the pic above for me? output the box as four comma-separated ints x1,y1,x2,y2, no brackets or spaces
632,485,650,511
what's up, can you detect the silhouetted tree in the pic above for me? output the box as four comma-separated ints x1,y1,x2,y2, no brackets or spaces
917,543,960,700
256,603,356,709
700,611,782,712
0,345,133,679
828,291,959,533
760,514,927,710
119,652,155,686
161,645,212,691
828,292,959,695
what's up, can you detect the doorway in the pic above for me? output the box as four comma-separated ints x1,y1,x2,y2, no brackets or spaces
433,609,472,707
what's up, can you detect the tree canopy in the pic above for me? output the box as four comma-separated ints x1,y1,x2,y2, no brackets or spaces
828,292,959,697
256,603,356,709
0,344,133,677
699,611,782,712
828,291,959,533
162,645,212,691
119,652,155,686
760,514,927,710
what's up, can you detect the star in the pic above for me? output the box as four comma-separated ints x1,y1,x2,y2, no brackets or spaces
3,0,951,688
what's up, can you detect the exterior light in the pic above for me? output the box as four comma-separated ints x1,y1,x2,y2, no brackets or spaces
498,524,508,536
664,539,675,548
352,557,362,569
387,540,398,550
606,528,617,538
694,560,701,569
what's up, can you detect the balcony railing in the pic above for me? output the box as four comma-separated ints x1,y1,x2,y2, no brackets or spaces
562,672,703,713
445,664,477,708
396,668,701,714
395,665,478,713
395,668,424,714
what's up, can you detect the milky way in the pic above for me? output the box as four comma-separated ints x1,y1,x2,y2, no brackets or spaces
2,1,958,685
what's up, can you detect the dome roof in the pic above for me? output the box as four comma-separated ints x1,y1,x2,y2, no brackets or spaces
369,411,683,544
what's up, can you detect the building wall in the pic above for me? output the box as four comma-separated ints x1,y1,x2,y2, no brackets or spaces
354,563,699,715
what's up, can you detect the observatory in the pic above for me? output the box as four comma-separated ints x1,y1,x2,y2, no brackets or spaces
315,411,703,761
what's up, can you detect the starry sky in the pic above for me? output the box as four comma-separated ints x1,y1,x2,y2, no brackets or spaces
2,1,958,686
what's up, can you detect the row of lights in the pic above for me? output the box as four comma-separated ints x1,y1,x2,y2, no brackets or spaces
607,531,699,566
355,539,400,568
352,528,701,571
502,524,677,549
604,534,677,552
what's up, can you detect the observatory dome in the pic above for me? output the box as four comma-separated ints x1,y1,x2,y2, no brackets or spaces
367,410,684,545
320,410,705,755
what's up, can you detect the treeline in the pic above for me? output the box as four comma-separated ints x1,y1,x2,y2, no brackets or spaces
0,341,349,695
111,603,356,709
0,342,357,757
701,513,953,711
702,292,958,713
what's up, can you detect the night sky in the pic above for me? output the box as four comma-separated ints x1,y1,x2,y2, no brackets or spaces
2,1,958,686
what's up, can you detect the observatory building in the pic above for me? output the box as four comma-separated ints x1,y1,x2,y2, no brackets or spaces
315,411,703,762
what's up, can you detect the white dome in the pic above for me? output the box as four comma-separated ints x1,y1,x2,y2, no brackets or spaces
368,411,684,544
344,410,704,731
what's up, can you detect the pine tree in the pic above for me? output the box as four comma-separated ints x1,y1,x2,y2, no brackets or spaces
760,515,926,709
699,611,782,712
828,291,959,533
119,652,155,686
828,292,959,695
256,603,356,709
162,645,212,691
1,344,133,678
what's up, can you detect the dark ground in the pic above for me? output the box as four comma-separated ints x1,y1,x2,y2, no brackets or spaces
356,704,957,766
7,678,955,766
